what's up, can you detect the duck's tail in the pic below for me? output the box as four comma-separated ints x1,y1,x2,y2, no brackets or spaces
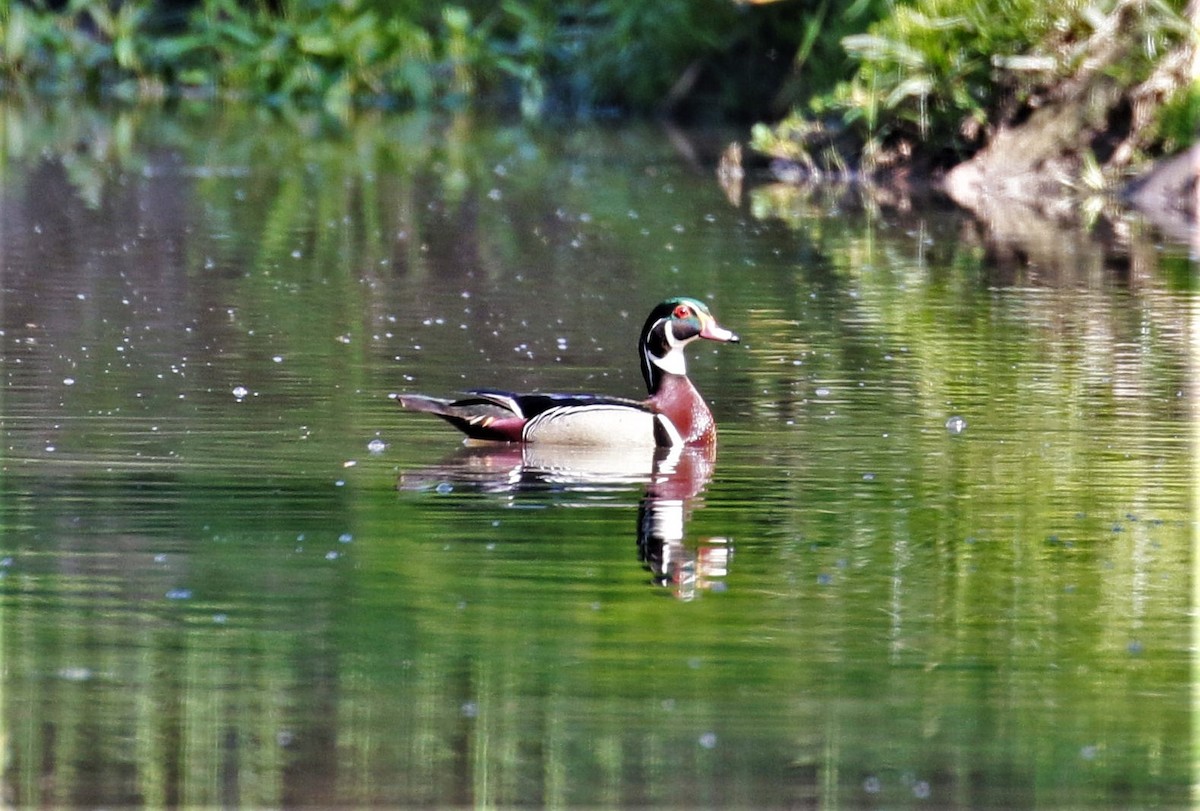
396,393,526,442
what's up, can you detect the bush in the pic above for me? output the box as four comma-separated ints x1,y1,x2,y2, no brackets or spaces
755,0,1197,172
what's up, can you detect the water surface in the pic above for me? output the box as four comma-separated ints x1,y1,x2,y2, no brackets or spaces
0,103,1194,808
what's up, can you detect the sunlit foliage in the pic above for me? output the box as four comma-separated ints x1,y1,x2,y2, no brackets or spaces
754,0,1198,172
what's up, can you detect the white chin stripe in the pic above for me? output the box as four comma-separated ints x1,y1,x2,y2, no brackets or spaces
651,345,687,376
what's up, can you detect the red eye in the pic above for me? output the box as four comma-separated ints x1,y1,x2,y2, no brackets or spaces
673,304,692,319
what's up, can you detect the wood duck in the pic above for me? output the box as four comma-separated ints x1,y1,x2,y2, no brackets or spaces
396,297,739,448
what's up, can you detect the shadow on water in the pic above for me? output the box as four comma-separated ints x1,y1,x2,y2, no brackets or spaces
398,443,730,600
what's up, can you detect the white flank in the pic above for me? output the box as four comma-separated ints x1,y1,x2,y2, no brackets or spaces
523,404,661,447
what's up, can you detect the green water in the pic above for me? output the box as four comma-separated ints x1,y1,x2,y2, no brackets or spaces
0,103,1194,808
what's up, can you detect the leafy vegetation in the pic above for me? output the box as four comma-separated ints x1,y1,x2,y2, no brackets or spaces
753,0,1198,175
0,0,1192,174
0,0,876,118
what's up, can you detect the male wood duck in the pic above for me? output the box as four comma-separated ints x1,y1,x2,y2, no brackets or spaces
396,297,739,448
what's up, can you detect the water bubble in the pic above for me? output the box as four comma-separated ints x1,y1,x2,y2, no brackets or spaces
325,551,340,561
367,438,387,453
461,701,479,718
63,377,75,386
945,415,967,435
232,385,249,399
165,588,192,600
338,533,353,544
435,482,454,495
698,732,718,749
815,387,831,397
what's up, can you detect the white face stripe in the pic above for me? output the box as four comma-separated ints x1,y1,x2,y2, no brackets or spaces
651,343,688,375
647,316,694,376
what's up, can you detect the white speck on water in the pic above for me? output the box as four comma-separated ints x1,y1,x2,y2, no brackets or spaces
334,480,346,487
343,460,357,468
946,415,968,435
325,551,339,560
487,188,502,200
698,732,717,749
461,701,479,718
339,533,353,543
165,588,192,600
232,385,249,399
435,482,454,495
367,438,387,453
291,249,302,259
272,355,284,363
58,667,92,682
815,387,831,397
63,377,75,386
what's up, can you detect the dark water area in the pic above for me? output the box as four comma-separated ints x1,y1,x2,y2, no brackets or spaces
0,103,1195,808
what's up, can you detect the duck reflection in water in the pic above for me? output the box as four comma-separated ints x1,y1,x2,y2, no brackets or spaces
398,442,730,599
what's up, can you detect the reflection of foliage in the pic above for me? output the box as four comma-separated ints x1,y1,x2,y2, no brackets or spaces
0,103,1192,808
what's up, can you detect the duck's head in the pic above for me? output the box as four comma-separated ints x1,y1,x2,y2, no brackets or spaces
639,297,739,393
